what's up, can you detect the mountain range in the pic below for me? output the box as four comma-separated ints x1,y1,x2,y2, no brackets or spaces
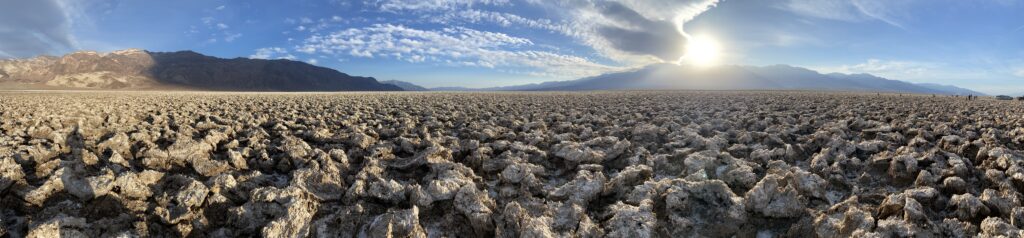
418,63,985,95
380,80,429,91
0,49,986,95
0,49,401,91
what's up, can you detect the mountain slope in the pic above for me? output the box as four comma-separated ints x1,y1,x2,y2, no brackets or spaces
458,63,980,95
381,80,429,91
914,83,987,96
0,49,402,91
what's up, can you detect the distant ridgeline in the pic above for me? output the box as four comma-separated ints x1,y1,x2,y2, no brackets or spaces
423,64,986,96
0,49,402,91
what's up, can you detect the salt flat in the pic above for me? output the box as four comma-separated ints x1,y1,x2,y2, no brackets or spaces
1,91,1023,237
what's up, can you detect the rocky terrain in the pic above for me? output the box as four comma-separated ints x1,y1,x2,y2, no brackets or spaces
0,49,402,91
2,91,1024,237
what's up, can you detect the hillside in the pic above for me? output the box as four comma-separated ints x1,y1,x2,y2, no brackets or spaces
0,49,402,91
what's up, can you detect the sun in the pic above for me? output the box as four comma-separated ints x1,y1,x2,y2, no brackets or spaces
681,35,721,67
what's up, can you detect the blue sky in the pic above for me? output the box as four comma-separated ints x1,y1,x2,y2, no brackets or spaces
2,0,1024,93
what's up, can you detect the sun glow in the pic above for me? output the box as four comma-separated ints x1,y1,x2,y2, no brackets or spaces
681,35,721,67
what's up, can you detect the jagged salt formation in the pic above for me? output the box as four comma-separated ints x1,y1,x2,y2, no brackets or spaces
1,91,1023,237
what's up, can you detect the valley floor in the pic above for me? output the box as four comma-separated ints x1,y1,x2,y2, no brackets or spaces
1,91,1024,237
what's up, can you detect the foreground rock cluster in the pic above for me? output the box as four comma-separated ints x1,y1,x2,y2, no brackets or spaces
2,91,1024,237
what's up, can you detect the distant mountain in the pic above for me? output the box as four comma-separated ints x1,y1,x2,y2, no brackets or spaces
0,49,402,91
914,83,987,96
381,80,429,91
430,86,478,91
453,63,982,95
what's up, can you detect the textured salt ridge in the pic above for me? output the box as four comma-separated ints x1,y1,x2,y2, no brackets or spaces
1,91,1024,237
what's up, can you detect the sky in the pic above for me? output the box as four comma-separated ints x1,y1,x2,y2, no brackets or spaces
1,0,1024,93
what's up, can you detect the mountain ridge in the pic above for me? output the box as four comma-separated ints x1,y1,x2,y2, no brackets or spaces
0,49,402,91
381,80,429,91
425,63,985,95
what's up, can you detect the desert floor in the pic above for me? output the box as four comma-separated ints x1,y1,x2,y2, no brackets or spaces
2,91,1024,237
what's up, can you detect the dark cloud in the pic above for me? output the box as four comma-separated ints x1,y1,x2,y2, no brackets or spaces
0,0,75,58
594,1,687,61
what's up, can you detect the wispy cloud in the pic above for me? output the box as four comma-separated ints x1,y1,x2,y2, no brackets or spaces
1014,68,1024,78
250,47,296,60
824,59,937,79
433,9,568,34
0,0,80,58
782,0,910,28
365,0,720,64
298,24,620,78
850,0,907,28
783,0,865,22
372,0,511,12
527,0,720,64
224,33,242,42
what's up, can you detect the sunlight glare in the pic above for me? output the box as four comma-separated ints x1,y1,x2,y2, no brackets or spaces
681,35,721,67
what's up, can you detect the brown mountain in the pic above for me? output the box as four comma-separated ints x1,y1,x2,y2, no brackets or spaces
0,49,402,91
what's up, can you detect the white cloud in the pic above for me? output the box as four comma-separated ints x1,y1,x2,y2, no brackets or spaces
335,0,721,66
307,59,318,64
525,0,720,64
250,47,296,60
783,0,864,22
434,9,568,34
782,0,911,28
215,5,225,10
254,0,725,78
298,24,620,78
216,23,229,29
373,0,511,12
819,59,939,80
224,33,242,42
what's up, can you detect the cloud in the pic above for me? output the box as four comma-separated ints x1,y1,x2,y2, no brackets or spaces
783,0,865,22
215,5,225,10
244,0,724,79
0,0,78,58
435,9,567,33
1014,68,1024,78
298,24,620,78
591,1,689,61
250,47,296,60
224,33,242,42
820,59,939,80
216,23,229,29
372,0,511,12
842,59,933,74
362,0,720,64
528,0,720,63
782,0,910,28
